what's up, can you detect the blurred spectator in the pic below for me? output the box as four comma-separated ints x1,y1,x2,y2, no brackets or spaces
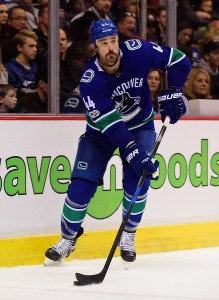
147,0,160,17
63,0,86,25
184,67,212,100
207,18,219,31
177,22,193,47
59,28,85,113
204,26,219,44
118,0,138,13
116,11,138,42
68,0,113,70
67,7,96,80
177,0,211,48
146,15,158,43
123,0,138,15
114,0,139,34
33,4,48,66
7,6,28,30
177,0,211,28
0,64,8,84
4,29,38,92
70,0,113,24
1,6,28,63
0,47,8,83
177,22,201,63
7,0,39,30
193,0,219,43
0,83,17,112
147,69,163,113
17,64,48,112
199,0,212,14
193,40,219,98
204,18,219,43
0,1,8,83
155,4,166,45
68,0,113,58
197,0,219,21
34,0,48,7
0,0,8,33
123,0,139,35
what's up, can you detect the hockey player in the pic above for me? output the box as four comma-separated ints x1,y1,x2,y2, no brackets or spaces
44,19,191,265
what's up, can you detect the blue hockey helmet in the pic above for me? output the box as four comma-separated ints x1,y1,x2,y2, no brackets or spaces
90,19,118,45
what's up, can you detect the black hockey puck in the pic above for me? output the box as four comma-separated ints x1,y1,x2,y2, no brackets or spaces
74,281,83,286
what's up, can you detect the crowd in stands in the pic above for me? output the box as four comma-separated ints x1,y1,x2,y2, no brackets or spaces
1,0,219,114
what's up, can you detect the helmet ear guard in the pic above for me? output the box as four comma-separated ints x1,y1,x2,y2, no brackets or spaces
90,19,118,45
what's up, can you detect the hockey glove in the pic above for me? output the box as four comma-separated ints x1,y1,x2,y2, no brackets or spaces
124,143,159,179
158,87,186,124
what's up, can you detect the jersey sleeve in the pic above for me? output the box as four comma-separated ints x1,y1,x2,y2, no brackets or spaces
163,47,191,88
134,40,191,88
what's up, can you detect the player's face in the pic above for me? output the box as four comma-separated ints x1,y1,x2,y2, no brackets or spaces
96,35,119,67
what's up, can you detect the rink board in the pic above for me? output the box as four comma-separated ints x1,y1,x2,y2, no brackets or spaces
1,116,219,266
1,222,219,267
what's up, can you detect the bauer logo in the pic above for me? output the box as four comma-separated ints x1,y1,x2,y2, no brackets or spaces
126,149,139,163
158,93,182,102
77,161,88,170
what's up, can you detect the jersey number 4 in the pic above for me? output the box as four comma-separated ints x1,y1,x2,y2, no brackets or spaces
152,43,163,53
83,96,95,110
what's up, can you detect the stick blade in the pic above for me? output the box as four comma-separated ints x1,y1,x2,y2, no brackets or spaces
75,271,105,286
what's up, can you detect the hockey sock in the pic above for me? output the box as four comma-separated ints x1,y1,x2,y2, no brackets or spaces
61,178,97,239
122,191,147,232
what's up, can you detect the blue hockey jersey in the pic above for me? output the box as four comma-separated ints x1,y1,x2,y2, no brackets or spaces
79,39,191,148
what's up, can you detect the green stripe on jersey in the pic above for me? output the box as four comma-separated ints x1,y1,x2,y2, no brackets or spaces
86,110,154,132
170,48,185,64
86,111,122,132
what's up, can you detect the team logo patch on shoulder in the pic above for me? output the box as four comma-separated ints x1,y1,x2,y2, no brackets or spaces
89,110,100,119
125,39,142,50
77,161,88,170
81,69,95,83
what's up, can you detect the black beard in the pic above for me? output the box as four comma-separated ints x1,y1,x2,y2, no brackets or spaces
99,54,119,68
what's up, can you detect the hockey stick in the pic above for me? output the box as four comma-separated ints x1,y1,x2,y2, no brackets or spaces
74,116,170,286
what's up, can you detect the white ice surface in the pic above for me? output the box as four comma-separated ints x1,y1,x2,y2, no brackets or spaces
1,247,219,300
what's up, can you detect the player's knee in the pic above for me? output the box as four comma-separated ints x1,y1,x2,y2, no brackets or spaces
67,178,98,206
